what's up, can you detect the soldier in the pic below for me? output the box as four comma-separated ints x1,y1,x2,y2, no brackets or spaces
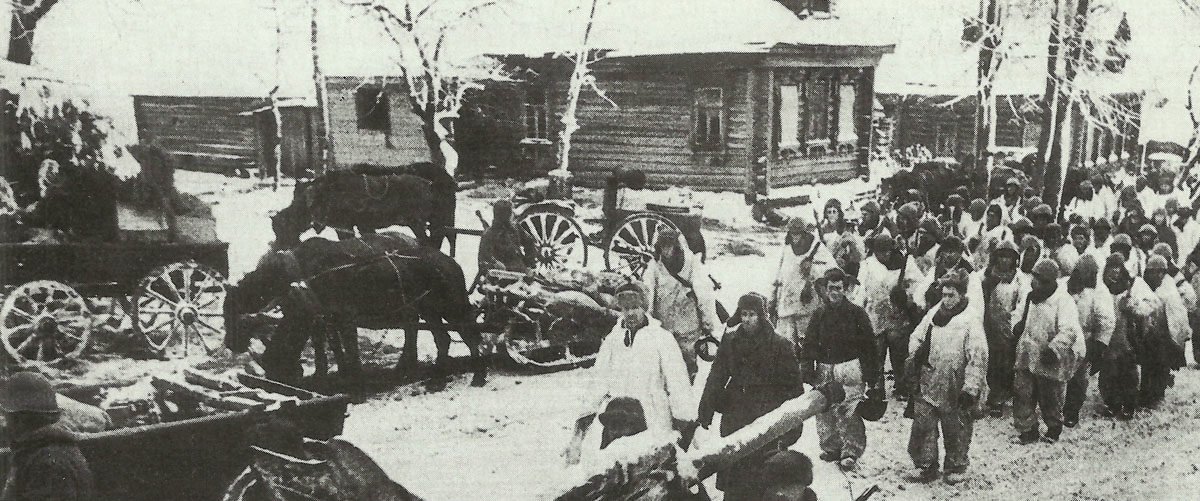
1063,255,1115,427
802,269,880,471
904,270,988,485
1012,259,1084,444
969,239,1026,418
642,228,720,378
772,217,835,353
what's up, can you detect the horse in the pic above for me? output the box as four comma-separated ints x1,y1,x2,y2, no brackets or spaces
882,160,971,209
271,172,436,249
223,232,486,388
350,162,458,254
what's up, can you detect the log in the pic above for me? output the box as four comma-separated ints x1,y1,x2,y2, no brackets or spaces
184,368,240,392
237,372,317,400
551,383,845,500
682,382,845,480
150,376,266,412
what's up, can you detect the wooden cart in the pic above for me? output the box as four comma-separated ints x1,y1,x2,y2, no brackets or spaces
0,241,230,365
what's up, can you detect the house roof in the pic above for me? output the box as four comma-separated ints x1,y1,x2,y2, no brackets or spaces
27,0,895,100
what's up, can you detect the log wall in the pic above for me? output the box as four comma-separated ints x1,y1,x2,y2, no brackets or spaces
133,96,262,174
557,64,754,191
324,76,430,168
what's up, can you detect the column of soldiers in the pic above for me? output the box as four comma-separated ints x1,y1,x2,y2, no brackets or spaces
573,167,1199,496
775,169,1198,485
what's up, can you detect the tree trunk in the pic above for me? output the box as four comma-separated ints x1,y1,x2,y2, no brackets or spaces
310,0,333,177
421,117,447,169
557,0,601,173
7,0,61,64
974,0,1002,191
1038,0,1090,209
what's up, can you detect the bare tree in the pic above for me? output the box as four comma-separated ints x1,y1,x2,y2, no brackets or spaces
555,0,616,174
340,0,509,176
7,0,61,64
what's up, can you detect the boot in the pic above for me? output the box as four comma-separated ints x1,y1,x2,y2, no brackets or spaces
1017,429,1040,445
905,467,939,484
942,471,969,485
1042,426,1062,443
1063,414,1079,428
819,451,840,462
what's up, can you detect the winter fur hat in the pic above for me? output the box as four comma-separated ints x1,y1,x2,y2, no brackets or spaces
946,194,965,208
615,282,648,308
1146,254,1169,272
993,239,1020,261
599,397,648,431
736,292,769,320
1070,223,1091,237
968,198,986,216
1092,217,1112,230
897,202,923,221
1112,233,1134,250
1032,258,1060,281
918,217,942,238
1138,223,1157,236
861,200,880,215
1010,216,1034,234
761,449,814,489
941,235,965,255
1006,177,1022,188
785,216,816,245
939,268,970,294
1153,242,1174,261
824,198,843,211
1068,254,1099,293
1032,203,1054,220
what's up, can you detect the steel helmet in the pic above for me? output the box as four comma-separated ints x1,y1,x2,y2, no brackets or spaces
0,372,59,414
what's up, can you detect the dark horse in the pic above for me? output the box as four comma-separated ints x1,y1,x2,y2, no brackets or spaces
350,162,457,254
882,160,972,209
223,232,486,387
271,172,436,248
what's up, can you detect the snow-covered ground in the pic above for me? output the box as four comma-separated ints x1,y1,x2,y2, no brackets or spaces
173,171,1200,500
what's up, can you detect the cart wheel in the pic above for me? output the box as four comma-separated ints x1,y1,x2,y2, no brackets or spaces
0,281,91,365
519,209,588,269
605,212,680,279
134,261,228,358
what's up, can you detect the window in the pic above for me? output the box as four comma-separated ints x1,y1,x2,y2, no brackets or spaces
935,123,956,156
355,87,390,132
836,83,858,147
778,85,801,151
523,86,549,141
693,87,723,149
805,78,832,144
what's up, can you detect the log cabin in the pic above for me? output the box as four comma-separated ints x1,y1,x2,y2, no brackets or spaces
453,0,895,197
874,0,1144,175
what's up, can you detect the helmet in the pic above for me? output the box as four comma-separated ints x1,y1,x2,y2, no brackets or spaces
0,372,59,414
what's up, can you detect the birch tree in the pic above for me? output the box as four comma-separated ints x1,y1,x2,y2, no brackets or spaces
340,0,509,176
555,0,616,174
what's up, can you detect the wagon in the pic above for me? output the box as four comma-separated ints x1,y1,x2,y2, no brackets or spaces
477,269,622,371
513,190,707,279
0,372,349,501
0,240,230,365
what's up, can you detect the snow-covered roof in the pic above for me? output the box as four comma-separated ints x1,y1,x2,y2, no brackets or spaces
27,0,894,100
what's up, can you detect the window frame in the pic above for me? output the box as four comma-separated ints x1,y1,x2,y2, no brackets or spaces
692,87,725,151
522,85,550,142
354,86,391,132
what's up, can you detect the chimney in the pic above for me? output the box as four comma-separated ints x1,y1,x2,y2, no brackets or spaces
777,0,833,19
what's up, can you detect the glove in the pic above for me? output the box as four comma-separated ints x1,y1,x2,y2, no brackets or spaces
1086,339,1106,366
1012,319,1026,338
958,391,976,411
674,419,698,449
1040,347,1058,367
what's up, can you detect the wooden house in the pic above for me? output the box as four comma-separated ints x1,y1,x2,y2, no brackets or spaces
874,0,1144,173
451,0,895,196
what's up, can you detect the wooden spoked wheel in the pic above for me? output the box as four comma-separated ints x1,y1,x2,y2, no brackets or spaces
134,261,228,357
604,212,680,279
0,281,91,365
518,209,588,270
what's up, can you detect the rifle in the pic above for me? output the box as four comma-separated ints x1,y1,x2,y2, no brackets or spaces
769,247,789,325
